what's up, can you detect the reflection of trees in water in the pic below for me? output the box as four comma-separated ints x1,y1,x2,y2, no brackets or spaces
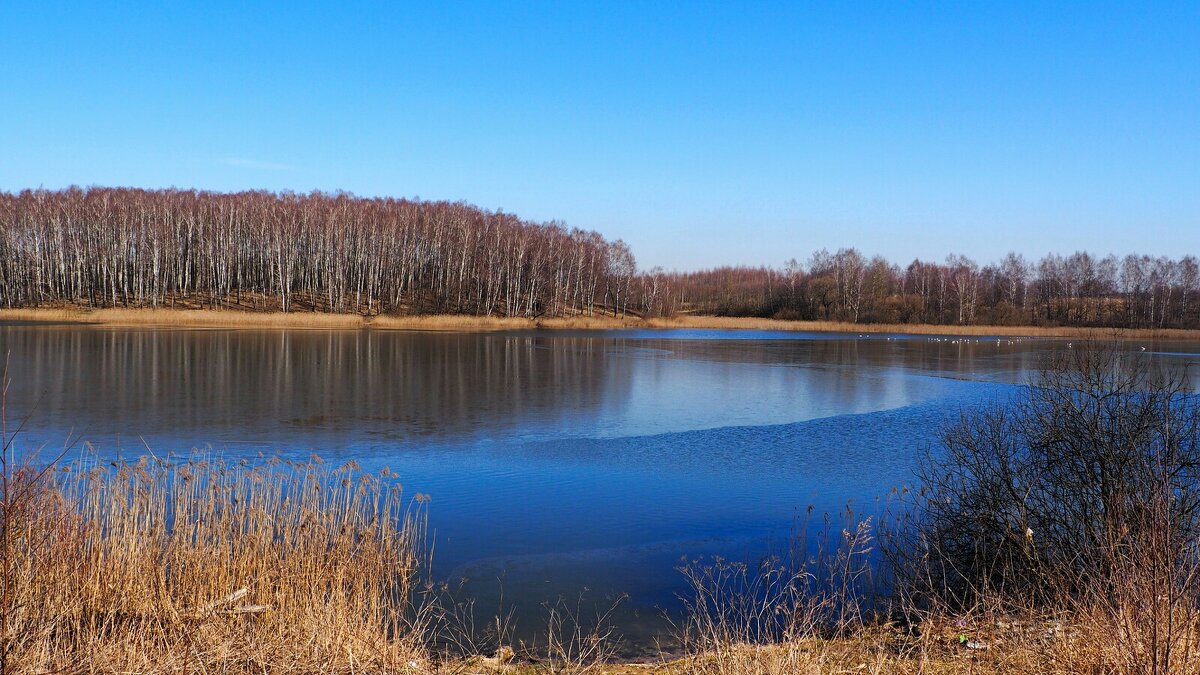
632,337,1054,380
1,328,629,446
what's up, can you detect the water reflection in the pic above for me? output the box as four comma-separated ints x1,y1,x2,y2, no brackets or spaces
3,324,1197,653
2,328,633,449
1,327,1031,451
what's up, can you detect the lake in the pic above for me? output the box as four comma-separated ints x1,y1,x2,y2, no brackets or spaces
3,324,1197,653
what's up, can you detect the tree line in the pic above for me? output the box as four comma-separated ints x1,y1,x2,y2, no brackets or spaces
0,187,638,317
658,247,1200,328
2,187,1197,328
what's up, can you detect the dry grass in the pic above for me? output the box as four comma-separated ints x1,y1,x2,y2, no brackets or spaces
524,623,1085,674
0,307,91,323
369,314,644,331
2,452,430,674
611,590,1200,675
6,306,1200,339
0,307,365,329
505,616,1200,675
652,315,1200,340
368,314,539,331
0,308,646,332
2,448,1194,673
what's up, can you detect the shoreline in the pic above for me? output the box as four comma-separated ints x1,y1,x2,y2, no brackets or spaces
3,306,1200,340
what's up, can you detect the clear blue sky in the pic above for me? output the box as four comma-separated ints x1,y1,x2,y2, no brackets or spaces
2,2,1197,270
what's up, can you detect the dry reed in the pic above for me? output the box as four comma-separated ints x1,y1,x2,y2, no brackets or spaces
651,315,1200,340
2,454,1192,674
7,306,1200,340
2,452,430,674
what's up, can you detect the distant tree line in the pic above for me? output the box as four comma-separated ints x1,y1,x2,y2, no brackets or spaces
0,187,639,316
656,248,1200,328
3,188,1196,328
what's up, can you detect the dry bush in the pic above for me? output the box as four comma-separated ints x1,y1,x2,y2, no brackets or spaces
887,341,1200,673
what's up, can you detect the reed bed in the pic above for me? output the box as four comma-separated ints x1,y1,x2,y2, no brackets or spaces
0,308,647,332
3,451,1194,673
6,306,1200,339
1,453,430,674
0,307,365,329
0,307,90,323
653,315,1200,340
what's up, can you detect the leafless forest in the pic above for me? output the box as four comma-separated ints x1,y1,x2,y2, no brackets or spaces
0,188,638,317
654,249,1200,328
2,187,1198,328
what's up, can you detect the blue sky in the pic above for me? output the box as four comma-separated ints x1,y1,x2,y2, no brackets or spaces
2,2,1197,270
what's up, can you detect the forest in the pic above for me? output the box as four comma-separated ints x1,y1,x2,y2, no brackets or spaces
1,187,1198,329
0,187,637,317
660,248,1200,329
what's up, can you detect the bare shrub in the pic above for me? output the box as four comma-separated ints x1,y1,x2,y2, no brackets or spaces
889,341,1200,673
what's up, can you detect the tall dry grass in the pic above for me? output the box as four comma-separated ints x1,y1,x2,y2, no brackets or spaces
8,305,1200,339
666,523,1200,675
1,449,430,674
667,510,885,675
368,313,644,331
0,308,646,332
654,315,1200,340
0,461,1190,675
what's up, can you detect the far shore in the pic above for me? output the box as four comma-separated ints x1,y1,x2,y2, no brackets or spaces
3,306,1200,340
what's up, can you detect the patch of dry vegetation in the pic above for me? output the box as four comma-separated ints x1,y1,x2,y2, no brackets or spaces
5,447,1198,674
882,342,1200,674
654,314,1200,339
1,448,430,674
0,306,367,328
0,307,648,331
7,305,1200,340
368,314,645,331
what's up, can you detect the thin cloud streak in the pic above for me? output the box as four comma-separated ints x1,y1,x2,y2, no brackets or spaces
223,158,295,171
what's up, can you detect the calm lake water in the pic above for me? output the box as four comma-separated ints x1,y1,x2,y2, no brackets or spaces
3,324,1198,652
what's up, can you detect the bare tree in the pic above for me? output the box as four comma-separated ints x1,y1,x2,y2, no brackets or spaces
4,188,1199,328
0,188,642,318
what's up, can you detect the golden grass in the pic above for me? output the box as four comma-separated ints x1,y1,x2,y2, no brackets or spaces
583,608,1200,675
0,306,367,328
368,313,643,331
7,306,1200,340
652,315,1200,340
3,448,1194,673
4,453,430,674
0,307,91,323
0,307,648,331
489,625,1098,674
